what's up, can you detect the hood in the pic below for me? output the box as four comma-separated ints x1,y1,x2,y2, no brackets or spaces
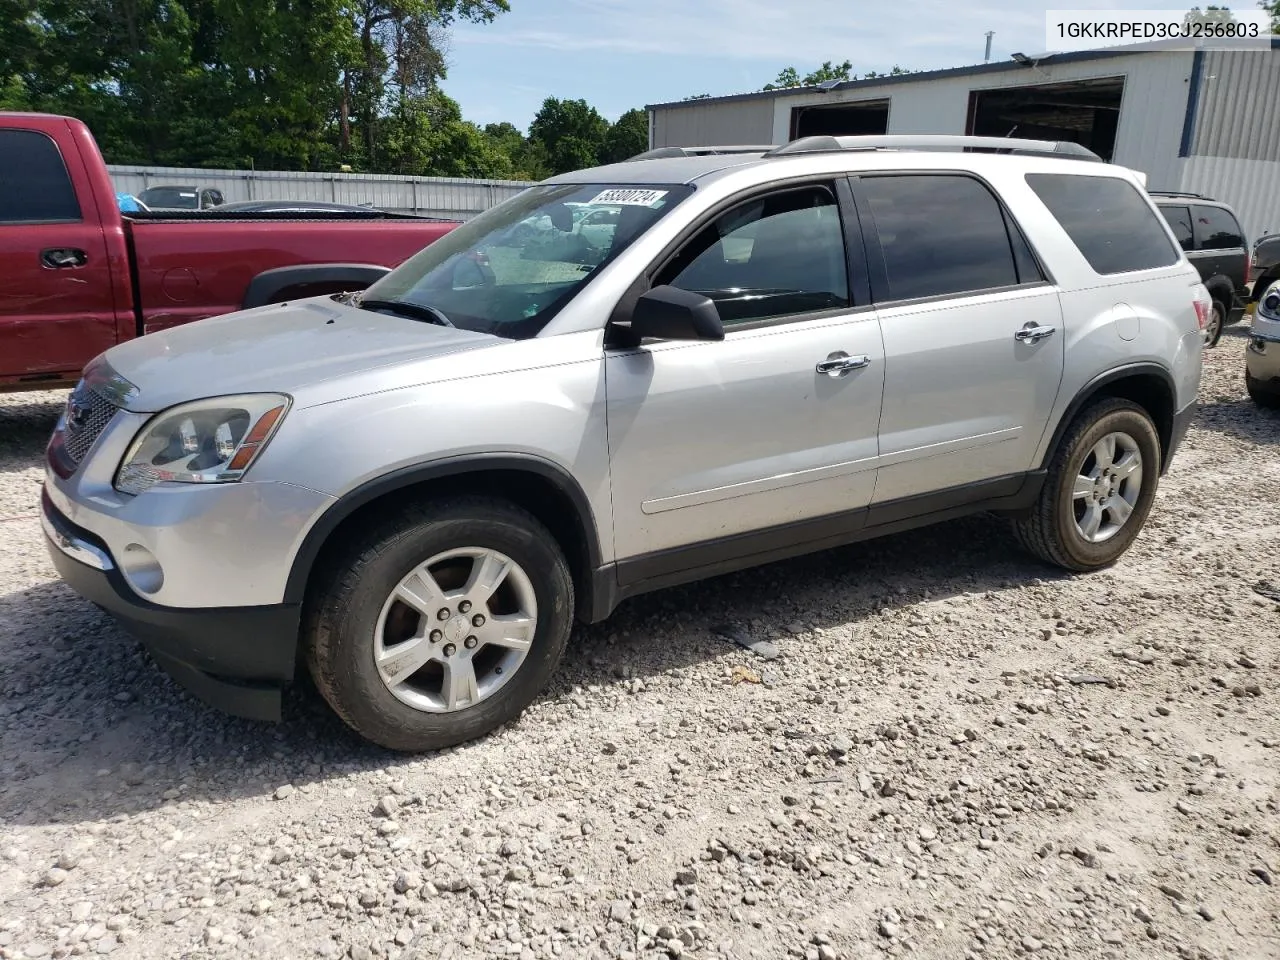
101,297,498,412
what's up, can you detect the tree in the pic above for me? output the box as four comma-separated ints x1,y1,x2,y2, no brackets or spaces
683,93,712,100
1184,5,1237,26
763,66,802,91
861,65,912,79
602,108,648,163
1263,0,1279,31
527,97,608,174
803,60,853,84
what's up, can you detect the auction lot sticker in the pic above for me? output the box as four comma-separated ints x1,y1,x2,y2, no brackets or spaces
588,188,669,207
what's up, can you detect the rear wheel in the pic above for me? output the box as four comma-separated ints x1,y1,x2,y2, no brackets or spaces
1014,399,1161,571
304,497,574,752
1203,300,1225,348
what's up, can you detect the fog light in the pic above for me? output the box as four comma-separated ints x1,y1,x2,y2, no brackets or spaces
120,543,164,594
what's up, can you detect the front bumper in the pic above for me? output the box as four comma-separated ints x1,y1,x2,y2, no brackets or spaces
1246,327,1280,397
42,492,299,721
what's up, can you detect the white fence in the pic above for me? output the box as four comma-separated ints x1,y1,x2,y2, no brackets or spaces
107,165,534,219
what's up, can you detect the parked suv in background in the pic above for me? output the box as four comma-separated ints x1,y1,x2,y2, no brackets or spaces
42,135,1206,752
1250,233,1280,307
1152,192,1250,346
1246,280,1280,408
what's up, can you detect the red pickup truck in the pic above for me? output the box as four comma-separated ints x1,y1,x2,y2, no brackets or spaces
0,113,460,391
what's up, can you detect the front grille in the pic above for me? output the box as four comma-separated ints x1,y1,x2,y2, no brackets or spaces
61,383,120,464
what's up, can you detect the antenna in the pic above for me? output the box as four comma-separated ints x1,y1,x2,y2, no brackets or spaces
984,31,994,62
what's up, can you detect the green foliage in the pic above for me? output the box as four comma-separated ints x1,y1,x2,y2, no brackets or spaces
528,97,609,174
762,60,908,91
602,108,648,164
1185,5,1237,25
2,0,656,180
1263,0,1279,31
763,66,802,91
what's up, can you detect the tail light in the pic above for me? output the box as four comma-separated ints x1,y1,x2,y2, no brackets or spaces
1192,285,1212,332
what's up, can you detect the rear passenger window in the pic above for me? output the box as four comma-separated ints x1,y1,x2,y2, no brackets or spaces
0,130,81,224
657,185,849,326
861,175,1029,301
1160,206,1195,251
1026,173,1178,275
1193,205,1244,250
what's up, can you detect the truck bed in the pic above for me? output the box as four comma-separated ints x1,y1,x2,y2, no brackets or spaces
126,214,456,333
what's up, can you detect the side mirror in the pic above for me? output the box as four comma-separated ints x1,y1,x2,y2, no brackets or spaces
627,285,724,342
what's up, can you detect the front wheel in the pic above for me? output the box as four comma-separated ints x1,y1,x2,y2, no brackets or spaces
304,497,574,752
1014,399,1161,571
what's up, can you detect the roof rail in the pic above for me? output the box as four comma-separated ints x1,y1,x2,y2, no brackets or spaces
627,144,773,160
1147,190,1208,199
763,135,1103,162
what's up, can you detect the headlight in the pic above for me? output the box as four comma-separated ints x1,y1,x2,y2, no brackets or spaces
115,394,290,495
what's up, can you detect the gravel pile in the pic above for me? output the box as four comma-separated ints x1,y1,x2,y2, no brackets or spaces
1,330,1277,960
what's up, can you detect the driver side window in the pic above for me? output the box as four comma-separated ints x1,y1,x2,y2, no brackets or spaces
655,184,849,326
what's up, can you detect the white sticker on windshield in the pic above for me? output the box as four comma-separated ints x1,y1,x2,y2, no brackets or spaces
587,188,669,207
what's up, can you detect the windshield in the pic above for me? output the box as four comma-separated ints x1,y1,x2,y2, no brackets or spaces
361,182,693,338
139,186,200,209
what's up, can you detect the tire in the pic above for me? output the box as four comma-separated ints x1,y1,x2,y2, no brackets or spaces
1203,300,1225,348
1247,373,1280,410
1014,399,1161,572
304,496,574,752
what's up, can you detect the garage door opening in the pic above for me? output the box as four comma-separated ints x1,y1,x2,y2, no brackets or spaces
966,77,1124,160
790,99,890,139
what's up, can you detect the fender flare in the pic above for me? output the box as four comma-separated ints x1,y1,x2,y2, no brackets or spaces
241,263,391,310
282,453,604,606
1040,362,1178,471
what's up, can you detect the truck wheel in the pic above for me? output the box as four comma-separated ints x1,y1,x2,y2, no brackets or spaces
304,497,574,752
1013,399,1161,571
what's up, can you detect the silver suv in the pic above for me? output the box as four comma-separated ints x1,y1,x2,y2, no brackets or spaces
42,135,1207,752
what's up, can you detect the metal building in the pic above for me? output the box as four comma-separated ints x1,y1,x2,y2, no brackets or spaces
647,41,1280,241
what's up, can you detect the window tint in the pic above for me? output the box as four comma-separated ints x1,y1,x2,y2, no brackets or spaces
861,175,1020,300
1193,204,1244,250
657,185,849,325
1159,205,1195,251
0,130,81,223
1026,173,1178,275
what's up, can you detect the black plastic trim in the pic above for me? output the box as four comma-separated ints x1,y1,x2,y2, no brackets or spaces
1040,363,1179,474
283,453,603,605
1166,400,1197,466
41,493,297,722
241,263,392,310
606,472,1044,611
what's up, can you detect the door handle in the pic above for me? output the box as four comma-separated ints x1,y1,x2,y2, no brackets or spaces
42,248,87,269
815,352,872,376
1014,323,1056,343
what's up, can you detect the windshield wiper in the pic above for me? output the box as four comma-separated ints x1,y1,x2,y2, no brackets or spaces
358,297,454,327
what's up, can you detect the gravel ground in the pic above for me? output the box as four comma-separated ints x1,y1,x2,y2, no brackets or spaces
0,329,1277,960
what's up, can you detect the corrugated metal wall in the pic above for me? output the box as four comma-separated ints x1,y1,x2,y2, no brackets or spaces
650,52,1198,192
1178,156,1280,242
1191,50,1280,160
761,51,1193,188
107,165,533,219
650,98,775,147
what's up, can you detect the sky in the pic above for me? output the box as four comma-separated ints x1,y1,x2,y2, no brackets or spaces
440,0,1212,130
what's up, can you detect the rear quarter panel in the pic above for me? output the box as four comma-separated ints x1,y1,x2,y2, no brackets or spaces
998,169,1204,467
128,218,456,333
